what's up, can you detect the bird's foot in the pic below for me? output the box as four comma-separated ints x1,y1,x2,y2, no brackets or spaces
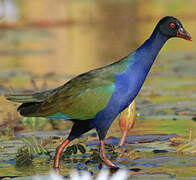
99,140,119,169
99,152,119,169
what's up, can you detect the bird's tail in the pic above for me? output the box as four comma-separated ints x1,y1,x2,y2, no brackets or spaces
5,87,61,117
17,101,43,116
5,88,58,103
5,94,42,103
5,93,43,116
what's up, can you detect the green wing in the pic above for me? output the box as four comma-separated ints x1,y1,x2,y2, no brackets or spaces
37,68,115,119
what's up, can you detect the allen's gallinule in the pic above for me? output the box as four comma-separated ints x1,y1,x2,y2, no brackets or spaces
6,16,192,169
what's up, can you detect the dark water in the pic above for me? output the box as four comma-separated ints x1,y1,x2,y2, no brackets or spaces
0,0,196,179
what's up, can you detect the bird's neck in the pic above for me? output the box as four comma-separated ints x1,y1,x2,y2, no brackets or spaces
133,29,169,69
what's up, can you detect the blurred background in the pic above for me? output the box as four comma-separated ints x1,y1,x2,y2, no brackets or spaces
0,0,196,179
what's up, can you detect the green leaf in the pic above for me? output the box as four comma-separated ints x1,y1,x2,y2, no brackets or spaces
77,144,86,154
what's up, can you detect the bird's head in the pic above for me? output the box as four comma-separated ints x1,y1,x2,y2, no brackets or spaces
157,16,192,41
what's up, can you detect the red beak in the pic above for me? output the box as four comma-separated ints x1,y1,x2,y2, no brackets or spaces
176,28,192,41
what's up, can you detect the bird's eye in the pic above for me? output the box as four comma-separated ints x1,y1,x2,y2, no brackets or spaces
170,23,176,28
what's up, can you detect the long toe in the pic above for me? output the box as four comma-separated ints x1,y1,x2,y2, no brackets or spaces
99,152,119,169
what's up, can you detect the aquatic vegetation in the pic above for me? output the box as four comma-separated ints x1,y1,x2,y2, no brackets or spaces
15,136,50,167
60,143,118,166
15,145,34,167
21,117,47,131
170,129,196,154
62,143,86,158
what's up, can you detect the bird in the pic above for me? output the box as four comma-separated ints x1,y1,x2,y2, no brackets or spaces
5,16,192,169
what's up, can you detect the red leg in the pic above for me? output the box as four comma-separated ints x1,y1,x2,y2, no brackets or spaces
99,140,118,169
53,139,70,169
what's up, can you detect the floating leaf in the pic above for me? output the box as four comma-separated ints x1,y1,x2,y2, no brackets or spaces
77,144,86,154
21,136,50,156
72,145,77,154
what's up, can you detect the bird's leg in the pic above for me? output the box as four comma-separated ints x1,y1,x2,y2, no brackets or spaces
99,140,118,169
54,139,70,169
118,99,136,146
53,120,92,170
